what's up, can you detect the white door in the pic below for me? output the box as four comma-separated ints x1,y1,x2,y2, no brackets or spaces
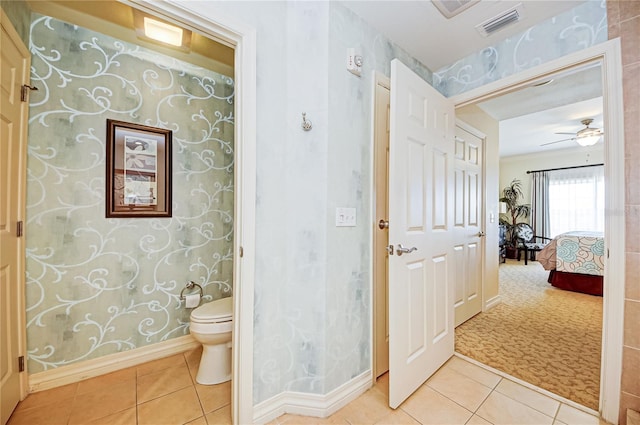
1,11,29,425
388,59,455,408
453,125,484,327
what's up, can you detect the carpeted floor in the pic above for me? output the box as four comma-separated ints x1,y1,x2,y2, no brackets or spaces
455,259,602,410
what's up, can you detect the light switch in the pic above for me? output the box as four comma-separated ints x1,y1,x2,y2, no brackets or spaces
336,207,356,227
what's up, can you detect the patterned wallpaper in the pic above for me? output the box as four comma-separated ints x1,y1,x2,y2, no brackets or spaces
25,15,234,373
1,0,31,46
433,1,608,97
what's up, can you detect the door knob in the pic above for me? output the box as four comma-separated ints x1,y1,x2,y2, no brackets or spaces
396,243,417,256
477,231,486,237
378,219,389,229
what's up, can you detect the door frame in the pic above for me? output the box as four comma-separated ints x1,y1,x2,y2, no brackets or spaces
371,72,390,380
0,6,30,407
126,2,257,423
450,39,624,424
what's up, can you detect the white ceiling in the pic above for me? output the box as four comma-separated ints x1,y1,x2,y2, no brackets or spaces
477,64,604,157
341,0,602,157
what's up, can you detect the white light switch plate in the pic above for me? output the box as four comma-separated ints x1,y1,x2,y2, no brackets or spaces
336,207,356,227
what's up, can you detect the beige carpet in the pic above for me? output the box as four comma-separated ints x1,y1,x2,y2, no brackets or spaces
455,259,602,410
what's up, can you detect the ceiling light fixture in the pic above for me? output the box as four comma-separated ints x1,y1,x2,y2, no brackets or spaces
575,124,602,146
133,10,191,51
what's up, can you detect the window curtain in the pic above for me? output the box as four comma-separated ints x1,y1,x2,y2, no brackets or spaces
548,166,604,237
531,171,550,238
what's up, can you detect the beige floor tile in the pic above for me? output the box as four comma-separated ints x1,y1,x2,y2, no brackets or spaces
372,373,389,398
476,391,554,425
186,416,208,425
374,408,420,424
336,388,393,424
466,414,493,425
138,386,203,425
494,379,560,417
136,353,186,377
87,406,136,425
137,363,193,403
400,385,473,425
195,381,232,414
7,398,73,425
555,404,601,425
77,367,137,395
15,383,77,411
206,405,232,425
446,357,502,389
426,365,493,411
185,347,203,380
68,380,136,424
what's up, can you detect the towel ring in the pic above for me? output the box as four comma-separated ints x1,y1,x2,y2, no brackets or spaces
180,281,203,300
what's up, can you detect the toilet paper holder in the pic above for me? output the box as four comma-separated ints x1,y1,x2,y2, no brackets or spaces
180,281,203,300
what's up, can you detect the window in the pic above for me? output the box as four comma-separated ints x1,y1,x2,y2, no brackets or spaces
548,166,604,236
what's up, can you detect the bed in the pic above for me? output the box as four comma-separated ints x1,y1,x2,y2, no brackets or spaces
537,231,605,296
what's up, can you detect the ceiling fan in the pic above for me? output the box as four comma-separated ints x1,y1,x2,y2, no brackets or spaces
540,118,604,147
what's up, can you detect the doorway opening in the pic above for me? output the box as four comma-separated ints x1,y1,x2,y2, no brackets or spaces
3,1,256,423
454,62,605,411
372,40,624,424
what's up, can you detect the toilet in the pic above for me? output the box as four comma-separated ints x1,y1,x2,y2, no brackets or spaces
189,296,233,385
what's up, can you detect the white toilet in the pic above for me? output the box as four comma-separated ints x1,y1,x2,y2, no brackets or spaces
189,297,233,385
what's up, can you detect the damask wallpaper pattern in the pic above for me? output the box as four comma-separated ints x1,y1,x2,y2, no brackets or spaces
25,15,234,373
434,0,608,97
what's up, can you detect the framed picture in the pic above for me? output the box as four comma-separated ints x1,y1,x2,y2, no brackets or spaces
106,119,172,217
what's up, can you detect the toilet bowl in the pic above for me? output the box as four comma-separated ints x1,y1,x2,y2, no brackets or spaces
189,297,233,385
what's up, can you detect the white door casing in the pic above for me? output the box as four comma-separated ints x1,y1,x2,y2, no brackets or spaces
453,124,484,327
388,59,455,408
1,9,30,425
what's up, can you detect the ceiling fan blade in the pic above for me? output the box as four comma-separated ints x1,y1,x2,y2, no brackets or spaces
540,137,575,146
554,132,576,135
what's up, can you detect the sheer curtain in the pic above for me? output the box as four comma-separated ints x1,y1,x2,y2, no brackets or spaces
531,171,550,238
548,166,604,237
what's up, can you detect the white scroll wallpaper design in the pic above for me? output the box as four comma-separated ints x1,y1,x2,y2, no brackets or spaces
25,15,234,373
434,1,608,97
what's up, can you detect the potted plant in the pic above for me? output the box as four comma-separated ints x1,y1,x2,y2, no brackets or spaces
499,178,531,259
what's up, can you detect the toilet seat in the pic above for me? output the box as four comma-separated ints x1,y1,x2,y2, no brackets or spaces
190,297,232,323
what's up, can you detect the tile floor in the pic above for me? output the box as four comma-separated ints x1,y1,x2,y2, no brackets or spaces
8,350,606,425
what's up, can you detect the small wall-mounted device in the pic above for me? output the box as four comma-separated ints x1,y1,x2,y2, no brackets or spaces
346,48,362,77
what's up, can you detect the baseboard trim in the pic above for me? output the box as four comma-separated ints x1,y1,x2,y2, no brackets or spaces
253,370,372,424
484,294,501,311
28,335,199,393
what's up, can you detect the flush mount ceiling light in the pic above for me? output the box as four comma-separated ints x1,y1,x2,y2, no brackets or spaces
133,10,191,51
432,0,480,19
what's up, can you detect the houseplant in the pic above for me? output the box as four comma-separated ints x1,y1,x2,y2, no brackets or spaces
499,178,531,259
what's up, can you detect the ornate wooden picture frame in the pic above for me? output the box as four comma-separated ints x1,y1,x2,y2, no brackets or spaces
106,119,172,217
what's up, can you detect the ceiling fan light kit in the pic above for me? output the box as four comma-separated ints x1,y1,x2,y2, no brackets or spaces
541,118,603,147
574,119,603,146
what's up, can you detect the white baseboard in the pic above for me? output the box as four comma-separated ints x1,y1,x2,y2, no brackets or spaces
253,370,372,424
28,335,199,393
484,294,501,311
